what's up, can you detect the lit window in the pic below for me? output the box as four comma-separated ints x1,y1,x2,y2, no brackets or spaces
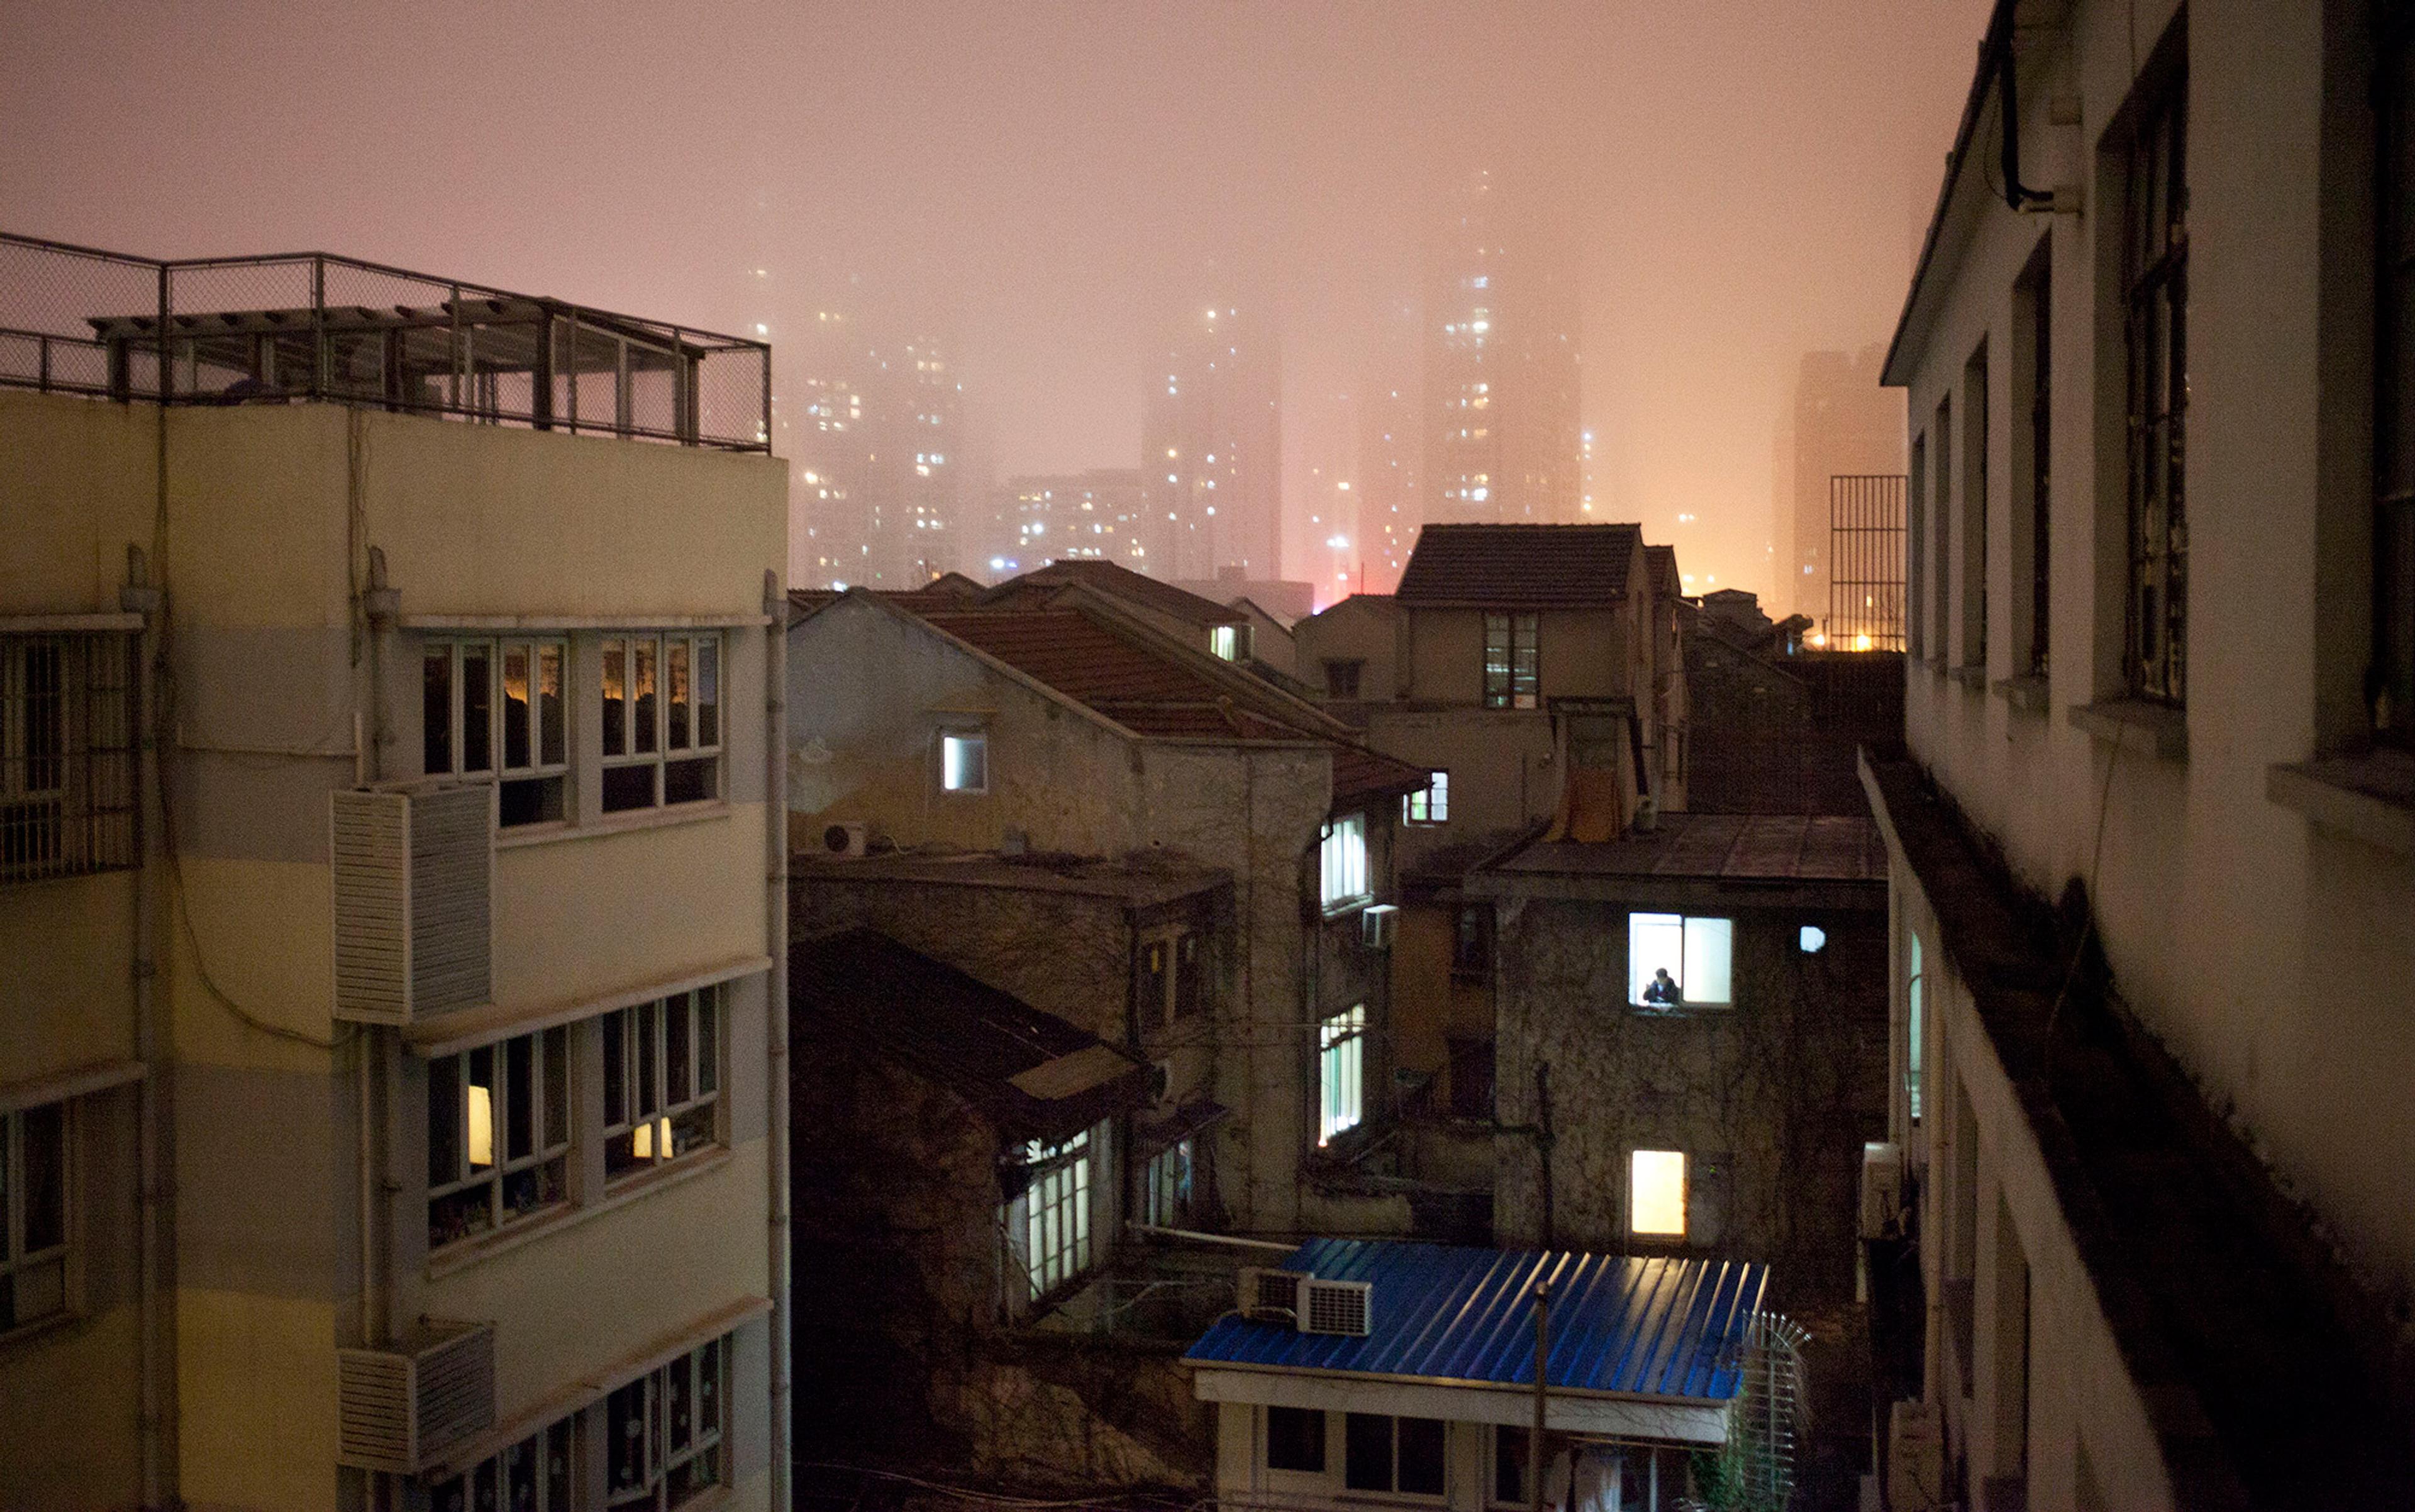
1141,1138,1194,1227
1404,772,1449,825
602,988,723,1184
1319,1004,1366,1146
1482,613,1538,708
0,1101,69,1331
605,1336,726,1508
1628,913,1733,1007
1211,624,1253,662
431,1419,575,1512
599,634,721,813
1629,1149,1687,1237
1011,1125,1097,1299
2,634,135,882
1907,935,1925,1123
428,1027,572,1249
1319,814,1368,909
942,731,987,793
424,638,569,826
1799,925,1827,953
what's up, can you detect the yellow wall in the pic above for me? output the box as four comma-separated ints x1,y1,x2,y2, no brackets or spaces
175,1291,341,1512
0,872,138,1084
0,391,158,615
0,1303,145,1511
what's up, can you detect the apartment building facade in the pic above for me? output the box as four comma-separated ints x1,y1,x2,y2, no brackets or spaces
0,236,789,1511
1873,3,2413,1504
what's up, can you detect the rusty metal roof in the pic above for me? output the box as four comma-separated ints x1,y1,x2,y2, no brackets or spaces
1491,814,1889,882
1396,523,1646,606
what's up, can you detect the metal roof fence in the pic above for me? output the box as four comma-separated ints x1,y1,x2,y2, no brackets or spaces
0,232,770,452
1185,1237,1768,1403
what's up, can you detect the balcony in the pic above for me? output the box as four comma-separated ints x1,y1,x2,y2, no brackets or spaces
0,232,769,452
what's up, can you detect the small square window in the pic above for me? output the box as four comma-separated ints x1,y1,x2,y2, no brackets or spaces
1629,913,1733,1008
1630,1149,1687,1237
1267,1406,1326,1472
942,731,987,794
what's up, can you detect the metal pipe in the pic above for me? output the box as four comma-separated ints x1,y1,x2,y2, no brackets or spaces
763,569,793,1511
1123,1222,1299,1254
1529,1279,1552,1512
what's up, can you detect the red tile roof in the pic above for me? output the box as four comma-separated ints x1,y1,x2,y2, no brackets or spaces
1396,523,1646,606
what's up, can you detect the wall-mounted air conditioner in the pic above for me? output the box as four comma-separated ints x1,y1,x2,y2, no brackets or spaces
1361,903,1399,950
1299,1277,1373,1337
1237,1267,1308,1323
336,1319,495,1474
1860,1142,1905,1240
330,786,492,1026
823,820,869,859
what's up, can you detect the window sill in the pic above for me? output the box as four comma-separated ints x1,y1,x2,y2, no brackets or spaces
2267,752,2415,857
494,801,732,850
425,1145,733,1281
2067,698,2187,762
1323,897,1372,921
1990,674,2050,716
0,1308,84,1354
1946,664,1989,689
1629,1003,1732,1019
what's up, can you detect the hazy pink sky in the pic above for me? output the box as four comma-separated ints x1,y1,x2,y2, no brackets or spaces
2,0,1987,598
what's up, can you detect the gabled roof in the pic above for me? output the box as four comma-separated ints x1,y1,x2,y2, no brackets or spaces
1645,544,1679,598
997,559,1247,626
789,926,1146,1143
1186,1238,1766,1404
1396,523,1646,606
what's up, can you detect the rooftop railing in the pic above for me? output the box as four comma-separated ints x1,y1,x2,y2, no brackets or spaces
0,232,770,452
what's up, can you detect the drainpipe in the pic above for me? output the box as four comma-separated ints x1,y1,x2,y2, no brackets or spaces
123,545,169,1511
1528,1279,1552,1512
358,527,398,1512
763,570,794,1511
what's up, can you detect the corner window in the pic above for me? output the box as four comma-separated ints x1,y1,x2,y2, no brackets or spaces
1403,771,1449,825
1629,1148,1687,1238
1141,931,1204,1028
941,730,987,794
602,988,723,1184
1013,1125,1096,1298
2,633,136,882
2121,57,2189,704
1267,1406,1326,1472
1319,814,1368,909
1483,611,1539,708
599,634,721,813
1324,659,1364,698
423,638,569,826
1907,433,1928,660
0,1101,69,1331
428,1027,572,1249
1628,912,1733,1008
432,1420,575,1512
1345,1413,1447,1496
1318,1004,1366,1147
605,1336,726,1509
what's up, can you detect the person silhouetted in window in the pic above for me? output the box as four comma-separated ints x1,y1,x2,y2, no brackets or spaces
1641,967,1682,1008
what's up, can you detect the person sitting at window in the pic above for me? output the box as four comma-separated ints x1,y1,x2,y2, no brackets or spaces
1641,968,1682,1008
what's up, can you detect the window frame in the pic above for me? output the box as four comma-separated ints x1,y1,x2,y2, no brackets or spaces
1343,1411,1448,1498
1483,611,1540,709
1140,1137,1194,1228
426,1025,574,1252
1319,813,1370,912
1626,911,1735,1008
604,1335,727,1509
2121,58,2189,706
431,1417,577,1512
599,632,723,814
1962,338,1990,670
1402,770,1450,826
2020,245,2053,679
1908,431,1928,660
1,633,136,884
1318,1004,1367,1148
422,636,571,828
940,728,989,795
1629,1148,1689,1239
0,1099,72,1336
1324,658,1365,699
601,987,724,1187
1011,1125,1098,1302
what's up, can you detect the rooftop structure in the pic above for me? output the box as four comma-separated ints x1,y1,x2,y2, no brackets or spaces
1394,522,1648,606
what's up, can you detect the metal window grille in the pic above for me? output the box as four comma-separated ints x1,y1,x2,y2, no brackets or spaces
428,1420,575,1512
1,233,770,453
2124,72,2189,705
1019,1127,1094,1298
1483,612,1540,708
1827,474,1906,652
1319,1005,1366,1147
2,634,135,884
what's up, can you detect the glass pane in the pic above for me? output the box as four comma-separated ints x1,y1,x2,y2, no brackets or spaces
1683,917,1735,1004
462,645,492,772
506,1439,536,1512
506,1035,535,1162
544,1026,569,1148
502,647,531,770
21,1103,63,1252
696,990,718,1096
1397,1416,1446,1495
606,1379,647,1494
538,644,565,767
668,1350,693,1453
663,757,713,805
696,640,719,748
602,1011,627,1127
428,1057,461,1186
466,1047,495,1170
667,640,691,751
1631,1149,1687,1236
1629,913,1685,1005
666,993,692,1106
636,1001,658,1117
0,1118,9,1264
473,1458,498,1512
546,1421,574,1510
1343,1412,1394,1491
1267,1406,1325,1472
602,763,657,812
1496,1425,1530,1503
634,639,658,755
602,641,628,757
423,647,452,774
698,1340,721,1434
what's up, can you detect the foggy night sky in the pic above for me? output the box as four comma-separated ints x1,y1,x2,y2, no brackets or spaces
1,0,1987,599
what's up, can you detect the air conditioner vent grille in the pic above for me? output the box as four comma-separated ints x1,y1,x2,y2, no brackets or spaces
1238,1266,1307,1321
336,1320,494,1473
1300,1278,1372,1337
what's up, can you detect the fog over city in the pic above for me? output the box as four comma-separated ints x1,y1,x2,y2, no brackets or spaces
4,0,1985,601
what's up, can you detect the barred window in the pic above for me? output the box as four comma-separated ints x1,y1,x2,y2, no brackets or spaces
428,1026,572,1249
2,634,135,884
606,1336,726,1509
602,987,721,1184
1482,613,1538,708
1318,1004,1366,1147
431,1418,575,1512
600,633,720,813
1319,814,1368,910
2123,62,2189,704
1015,1126,1096,1299
423,638,567,827
1,1101,69,1333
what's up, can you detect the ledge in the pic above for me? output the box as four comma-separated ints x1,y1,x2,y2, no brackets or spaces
2068,698,2187,762
423,1145,736,1281
2267,753,2415,857
1946,664,1989,689
1990,674,2051,716
402,612,770,631
404,952,770,1058
494,799,732,850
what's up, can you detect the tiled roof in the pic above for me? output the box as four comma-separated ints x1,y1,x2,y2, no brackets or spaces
1491,814,1889,882
1003,559,1247,626
1185,1238,1767,1403
1645,544,1679,597
1396,523,1645,606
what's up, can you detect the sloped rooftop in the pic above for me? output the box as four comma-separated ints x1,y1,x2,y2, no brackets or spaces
1490,813,1889,882
1396,523,1646,606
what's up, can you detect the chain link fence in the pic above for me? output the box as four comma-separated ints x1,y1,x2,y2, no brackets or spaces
1,232,770,451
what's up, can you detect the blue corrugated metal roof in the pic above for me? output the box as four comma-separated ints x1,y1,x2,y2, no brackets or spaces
1184,1239,1768,1403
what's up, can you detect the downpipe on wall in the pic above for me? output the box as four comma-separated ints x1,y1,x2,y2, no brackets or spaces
764,570,794,1510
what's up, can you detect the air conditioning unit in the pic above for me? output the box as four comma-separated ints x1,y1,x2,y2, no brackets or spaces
823,820,869,858
336,1319,495,1474
1860,1141,1905,1241
1237,1267,1309,1323
330,786,492,1026
1360,903,1399,950
1299,1277,1373,1337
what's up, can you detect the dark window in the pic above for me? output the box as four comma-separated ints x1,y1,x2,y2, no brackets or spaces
1266,1406,1325,1472
1343,1413,1446,1494
1141,938,1170,1026
2026,250,2053,677
1908,433,1928,659
1344,1412,1394,1490
1174,932,1203,1020
2377,13,2415,742
1446,1035,1496,1120
1931,397,1952,657
1963,340,1989,668
1452,903,1492,977
1324,659,1363,698
2123,59,2188,704
1483,612,1539,708
1397,1416,1446,1494
1,1101,70,1331
1494,1425,1531,1504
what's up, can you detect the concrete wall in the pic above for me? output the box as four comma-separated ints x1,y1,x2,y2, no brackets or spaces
1293,594,1398,699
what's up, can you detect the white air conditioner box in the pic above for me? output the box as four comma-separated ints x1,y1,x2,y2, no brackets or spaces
337,1318,495,1474
330,786,492,1026
823,820,869,858
1860,1141,1905,1240
1361,903,1399,950
1299,1277,1373,1337
1237,1267,1308,1323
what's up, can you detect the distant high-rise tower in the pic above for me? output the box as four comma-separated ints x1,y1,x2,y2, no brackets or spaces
1354,299,1423,592
1785,344,1906,621
790,312,966,588
1424,172,1582,525
894,335,963,583
1141,302,1283,580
